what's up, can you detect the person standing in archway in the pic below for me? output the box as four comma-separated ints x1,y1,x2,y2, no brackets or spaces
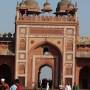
73,82,78,90
16,79,23,90
65,83,72,90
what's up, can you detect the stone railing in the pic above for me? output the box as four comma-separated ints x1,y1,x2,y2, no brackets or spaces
18,15,76,23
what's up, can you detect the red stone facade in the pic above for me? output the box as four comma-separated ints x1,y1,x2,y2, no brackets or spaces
15,0,78,89
0,0,90,90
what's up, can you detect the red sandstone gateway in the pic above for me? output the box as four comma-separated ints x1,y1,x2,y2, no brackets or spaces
0,0,90,90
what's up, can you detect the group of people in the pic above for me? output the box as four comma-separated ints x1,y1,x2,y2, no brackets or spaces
45,81,78,90
0,78,78,90
65,82,78,90
0,78,23,90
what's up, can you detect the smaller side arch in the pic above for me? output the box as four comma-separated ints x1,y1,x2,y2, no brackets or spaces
79,66,90,89
0,64,12,85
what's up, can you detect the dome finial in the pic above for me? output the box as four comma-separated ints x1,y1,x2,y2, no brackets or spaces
46,0,48,2
22,0,25,2
42,0,52,12
61,0,70,3
75,1,77,8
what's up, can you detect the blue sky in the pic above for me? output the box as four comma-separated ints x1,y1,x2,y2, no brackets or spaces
0,0,90,36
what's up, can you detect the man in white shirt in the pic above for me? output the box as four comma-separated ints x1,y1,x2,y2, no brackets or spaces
65,83,72,90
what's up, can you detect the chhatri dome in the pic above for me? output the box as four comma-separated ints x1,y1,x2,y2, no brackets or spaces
24,0,39,9
42,0,52,12
55,0,76,15
18,0,40,12
56,0,71,12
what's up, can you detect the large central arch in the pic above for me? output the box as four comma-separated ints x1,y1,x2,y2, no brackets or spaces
28,41,62,89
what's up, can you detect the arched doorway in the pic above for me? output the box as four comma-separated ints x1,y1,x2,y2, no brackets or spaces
79,66,90,89
0,64,11,85
29,41,62,89
38,65,52,88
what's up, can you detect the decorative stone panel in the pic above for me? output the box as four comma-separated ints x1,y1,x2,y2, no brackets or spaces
19,52,26,60
66,28,74,36
29,27,64,36
19,38,26,50
19,27,26,37
18,63,26,74
65,64,73,75
66,39,73,51
66,53,73,61
19,27,26,34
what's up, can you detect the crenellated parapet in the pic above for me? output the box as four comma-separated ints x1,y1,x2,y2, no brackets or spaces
0,32,15,56
77,36,90,45
0,32,15,41
16,16,77,24
76,37,90,58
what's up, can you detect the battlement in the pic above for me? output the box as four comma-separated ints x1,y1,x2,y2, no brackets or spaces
0,33,15,41
16,15,76,24
77,37,90,45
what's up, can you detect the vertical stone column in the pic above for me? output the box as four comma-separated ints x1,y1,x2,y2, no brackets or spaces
54,57,60,88
15,26,19,79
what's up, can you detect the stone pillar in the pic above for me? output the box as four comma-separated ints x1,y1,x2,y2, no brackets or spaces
54,57,60,88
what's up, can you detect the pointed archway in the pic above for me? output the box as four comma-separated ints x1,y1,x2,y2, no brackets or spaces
28,41,62,89
0,64,11,85
79,66,90,89
38,65,52,88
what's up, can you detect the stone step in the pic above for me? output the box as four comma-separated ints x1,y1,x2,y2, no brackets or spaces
36,88,59,90
23,88,59,90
